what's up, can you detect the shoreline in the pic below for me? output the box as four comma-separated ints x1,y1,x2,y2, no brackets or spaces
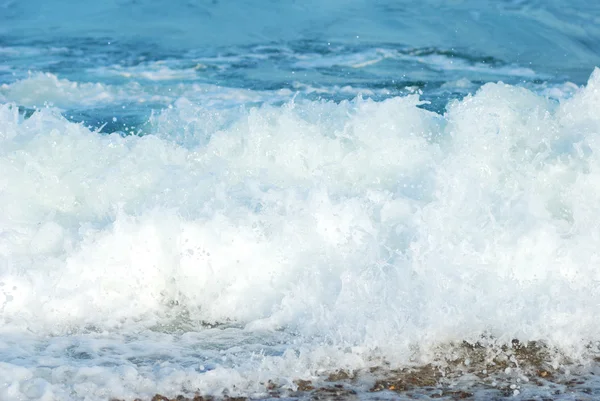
111,341,600,401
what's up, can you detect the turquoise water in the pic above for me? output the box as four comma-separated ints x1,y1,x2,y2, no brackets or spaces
2,0,599,122
2,1,600,400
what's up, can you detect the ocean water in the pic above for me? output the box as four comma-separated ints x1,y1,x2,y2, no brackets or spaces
2,1,600,400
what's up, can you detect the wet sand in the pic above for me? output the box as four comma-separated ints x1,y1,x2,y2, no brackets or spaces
111,340,600,401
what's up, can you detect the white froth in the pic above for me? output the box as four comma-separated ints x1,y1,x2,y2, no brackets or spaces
0,72,297,111
0,73,125,109
1,68,600,400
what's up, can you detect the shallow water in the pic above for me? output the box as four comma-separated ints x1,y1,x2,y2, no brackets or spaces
1,1,600,400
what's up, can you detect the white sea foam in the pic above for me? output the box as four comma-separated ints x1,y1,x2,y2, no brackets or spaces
92,62,202,81
0,72,294,111
0,73,142,109
290,47,539,78
1,69,600,400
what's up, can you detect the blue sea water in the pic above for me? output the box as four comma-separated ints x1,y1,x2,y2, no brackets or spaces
2,1,600,400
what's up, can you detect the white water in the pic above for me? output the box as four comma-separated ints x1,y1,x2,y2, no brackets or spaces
1,69,600,400
0,72,296,110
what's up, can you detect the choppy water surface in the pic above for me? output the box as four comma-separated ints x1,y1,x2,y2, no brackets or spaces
2,1,600,400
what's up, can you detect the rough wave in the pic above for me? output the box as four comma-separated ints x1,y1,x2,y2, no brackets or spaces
1,66,600,400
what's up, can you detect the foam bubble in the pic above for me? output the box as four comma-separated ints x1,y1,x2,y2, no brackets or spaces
0,72,297,112
0,73,127,109
91,62,201,81
1,68,600,399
